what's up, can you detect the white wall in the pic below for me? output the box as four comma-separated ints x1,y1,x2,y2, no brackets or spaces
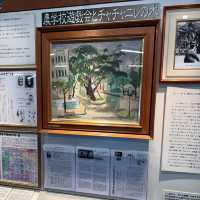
1,0,200,199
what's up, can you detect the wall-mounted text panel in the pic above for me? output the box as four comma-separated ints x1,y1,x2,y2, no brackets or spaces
43,144,148,200
0,71,37,127
0,13,35,67
0,131,39,188
162,86,200,174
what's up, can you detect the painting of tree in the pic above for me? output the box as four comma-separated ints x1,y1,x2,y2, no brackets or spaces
51,39,143,123
69,44,128,101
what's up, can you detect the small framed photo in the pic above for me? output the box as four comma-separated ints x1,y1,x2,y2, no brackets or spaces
161,5,200,82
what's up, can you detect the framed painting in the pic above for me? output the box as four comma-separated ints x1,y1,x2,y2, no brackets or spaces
161,4,200,82
37,21,158,139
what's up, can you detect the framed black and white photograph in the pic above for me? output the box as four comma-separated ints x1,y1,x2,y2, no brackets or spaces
161,5,200,82
175,20,200,69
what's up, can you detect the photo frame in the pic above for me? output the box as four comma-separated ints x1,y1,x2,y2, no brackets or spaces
161,5,200,82
37,21,158,139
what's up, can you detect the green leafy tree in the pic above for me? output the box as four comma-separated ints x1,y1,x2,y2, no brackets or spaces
52,73,77,112
69,44,126,101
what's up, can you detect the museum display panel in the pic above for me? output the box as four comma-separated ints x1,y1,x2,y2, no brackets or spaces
0,131,39,188
0,71,37,127
37,22,158,138
0,0,199,199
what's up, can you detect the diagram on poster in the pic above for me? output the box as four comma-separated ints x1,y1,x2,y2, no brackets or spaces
76,147,110,196
161,86,200,174
0,13,35,66
44,144,75,191
110,150,148,200
0,71,37,126
1,132,38,186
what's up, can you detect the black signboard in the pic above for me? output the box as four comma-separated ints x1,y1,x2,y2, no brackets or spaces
42,3,160,26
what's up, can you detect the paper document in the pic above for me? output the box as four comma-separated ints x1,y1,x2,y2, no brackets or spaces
44,144,75,191
0,13,35,65
162,86,200,174
76,146,110,195
1,132,38,185
0,71,37,126
111,150,148,200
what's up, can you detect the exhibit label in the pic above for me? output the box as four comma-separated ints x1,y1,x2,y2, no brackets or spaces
76,147,110,195
0,132,38,186
44,144,76,191
161,86,200,174
0,71,37,126
0,13,35,66
111,150,148,200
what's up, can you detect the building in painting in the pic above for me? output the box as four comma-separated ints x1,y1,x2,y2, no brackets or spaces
51,48,69,80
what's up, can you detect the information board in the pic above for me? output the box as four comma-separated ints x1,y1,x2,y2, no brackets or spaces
76,147,110,196
0,71,37,127
43,144,75,191
110,150,148,200
0,131,38,187
162,86,200,174
0,13,35,66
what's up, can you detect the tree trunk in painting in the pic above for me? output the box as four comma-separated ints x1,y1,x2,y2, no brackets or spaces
63,90,67,112
85,79,96,101
86,85,96,101
72,81,77,98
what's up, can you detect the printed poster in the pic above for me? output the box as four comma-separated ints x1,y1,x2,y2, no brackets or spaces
0,71,37,126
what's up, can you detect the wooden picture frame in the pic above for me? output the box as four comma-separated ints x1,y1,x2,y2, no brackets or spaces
37,21,158,139
161,4,200,82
